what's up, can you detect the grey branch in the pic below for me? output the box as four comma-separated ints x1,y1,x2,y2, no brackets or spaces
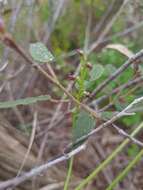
68,96,143,151
0,144,86,190
92,76,143,106
88,49,143,101
112,124,143,147
0,92,143,190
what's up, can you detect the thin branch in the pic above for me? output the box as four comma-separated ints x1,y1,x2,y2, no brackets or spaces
0,60,8,72
101,20,143,44
99,102,114,112
112,124,143,147
91,76,143,106
88,0,129,54
0,144,86,190
0,33,100,120
36,61,81,163
0,97,143,190
87,49,143,102
16,111,38,177
43,0,68,43
0,82,6,93
8,1,23,33
83,2,92,54
97,80,142,112
92,0,124,37
50,0,128,61
56,20,143,61
121,96,143,114
67,96,143,151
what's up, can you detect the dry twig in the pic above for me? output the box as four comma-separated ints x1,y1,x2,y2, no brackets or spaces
112,124,143,147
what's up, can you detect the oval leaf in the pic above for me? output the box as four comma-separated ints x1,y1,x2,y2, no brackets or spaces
105,64,116,75
29,42,54,63
73,111,95,142
101,111,116,120
0,95,50,109
90,64,104,81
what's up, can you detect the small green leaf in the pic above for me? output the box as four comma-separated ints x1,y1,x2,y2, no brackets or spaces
101,111,116,120
90,64,104,81
84,80,97,91
29,42,54,63
0,95,50,109
115,100,126,111
73,111,95,142
105,64,116,75
127,144,140,157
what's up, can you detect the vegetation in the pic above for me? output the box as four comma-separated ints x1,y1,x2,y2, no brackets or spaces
0,0,143,189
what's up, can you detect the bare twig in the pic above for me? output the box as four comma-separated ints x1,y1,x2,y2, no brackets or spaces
101,20,143,44
0,60,8,72
67,96,143,151
36,60,80,162
97,80,142,112
87,49,143,101
8,1,23,33
43,0,68,43
121,96,143,114
88,0,129,54
1,0,23,67
39,182,64,190
112,124,143,147
92,76,143,106
57,20,143,61
4,96,142,189
83,2,92,54
93,141,113,184
92,0,124,37
0,144,86,190
16,111,38,177
0,82,6,93
0,33,100,119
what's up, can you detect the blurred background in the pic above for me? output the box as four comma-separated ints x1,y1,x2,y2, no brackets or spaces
0,0,143,189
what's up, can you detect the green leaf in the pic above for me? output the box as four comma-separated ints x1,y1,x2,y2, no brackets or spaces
101,111,116,120
104,64,116,75
89,64,104,81
84,80,97,92
73,111,95,142
0,95,50,109
115,100,126,111
127,144,140,157
29,42,54,63
122,114,141,127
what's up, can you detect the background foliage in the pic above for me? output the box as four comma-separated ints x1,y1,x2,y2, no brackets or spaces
0,0,143,189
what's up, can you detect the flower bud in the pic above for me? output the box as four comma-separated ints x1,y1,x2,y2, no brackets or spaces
76,49,84,55
86,62,93,69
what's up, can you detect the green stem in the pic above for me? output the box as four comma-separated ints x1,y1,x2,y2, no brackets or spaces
64,55,88,190
74,122,143,190
64,157,74,190
106,148,143,190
